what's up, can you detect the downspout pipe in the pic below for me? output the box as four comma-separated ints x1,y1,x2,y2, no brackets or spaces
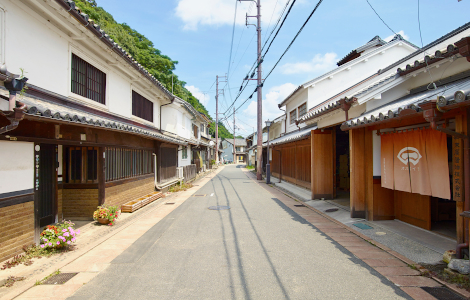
1,76,28,135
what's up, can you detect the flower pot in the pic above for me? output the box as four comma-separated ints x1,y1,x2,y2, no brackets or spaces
97,218,110,225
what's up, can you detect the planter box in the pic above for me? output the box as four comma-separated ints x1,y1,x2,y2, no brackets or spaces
121,191,163,213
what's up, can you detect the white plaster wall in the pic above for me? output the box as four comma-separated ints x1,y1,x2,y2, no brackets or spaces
107,73,131,118
161,105,178,133
316,104,366,129
178,145,191,167
372,131,381,176
285,90,307,133
3,1,167,129
3,1,69,95
0,141,34,195
306,44,416,109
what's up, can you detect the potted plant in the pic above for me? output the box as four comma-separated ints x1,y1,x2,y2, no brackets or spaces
39,220,80,249
93,205,120,226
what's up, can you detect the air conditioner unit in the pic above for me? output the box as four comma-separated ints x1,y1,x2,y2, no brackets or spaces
176,167,183,179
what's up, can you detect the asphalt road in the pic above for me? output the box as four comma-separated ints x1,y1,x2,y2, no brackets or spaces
69,165,410,300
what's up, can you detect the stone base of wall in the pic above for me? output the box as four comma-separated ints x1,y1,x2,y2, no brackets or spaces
62,189,99,220
0,201,35,263
105,177,154,208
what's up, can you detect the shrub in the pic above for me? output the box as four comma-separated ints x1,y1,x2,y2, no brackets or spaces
40,220,80,249
93,205,120,226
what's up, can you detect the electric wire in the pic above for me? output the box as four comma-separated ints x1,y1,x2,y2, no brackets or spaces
222,0,293,115
263,0,325,81
417,0,437,90
366,0,397,36
227,0,238,77
223,0,325,121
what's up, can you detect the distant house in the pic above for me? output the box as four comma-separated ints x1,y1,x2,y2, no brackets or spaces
161,97,209,172
221,139,247,163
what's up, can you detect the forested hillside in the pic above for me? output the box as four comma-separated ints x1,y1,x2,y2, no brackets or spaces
75,0,233,138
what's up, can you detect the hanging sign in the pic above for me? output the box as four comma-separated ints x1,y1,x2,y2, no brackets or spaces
452,136,463,202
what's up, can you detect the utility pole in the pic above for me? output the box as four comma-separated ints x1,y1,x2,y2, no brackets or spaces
241,0,263,180
215,75,226,164
233,107,236,163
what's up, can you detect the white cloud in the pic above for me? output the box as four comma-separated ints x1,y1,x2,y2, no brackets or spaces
280,52,338,75
239,83,297,134
384,30,409,42
186,85,210,106
175,0,286,30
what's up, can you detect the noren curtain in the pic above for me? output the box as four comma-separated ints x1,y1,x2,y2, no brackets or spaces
381,128,450,199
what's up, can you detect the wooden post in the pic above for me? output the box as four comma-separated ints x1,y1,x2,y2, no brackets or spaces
365,129,374,220
311,129,334,199
98,147,105,205
350,128,366,218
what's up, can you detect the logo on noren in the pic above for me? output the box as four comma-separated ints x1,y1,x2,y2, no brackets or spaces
397,147,422,166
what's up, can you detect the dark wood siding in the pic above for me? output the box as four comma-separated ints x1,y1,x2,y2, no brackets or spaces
132,91,154,122
271,137,311,189
160,146,177,182
71,54,106,104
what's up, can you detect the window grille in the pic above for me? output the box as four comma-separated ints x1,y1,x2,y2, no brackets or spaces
298,103,307,118
289,109,297,124
65,146,98,183
105,147,153,182
71,54,106,104
132,91,154,122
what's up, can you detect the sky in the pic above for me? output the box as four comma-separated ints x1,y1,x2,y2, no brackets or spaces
96,0,470,137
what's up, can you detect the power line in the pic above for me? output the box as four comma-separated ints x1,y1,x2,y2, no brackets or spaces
366,0,396,35
262,0,296,59
227,0,238,77
224,0,326,120
222,0,293,115
264,0,325,81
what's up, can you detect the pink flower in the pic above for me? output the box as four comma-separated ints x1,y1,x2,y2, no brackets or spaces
71,238,76,242
62,229,67,232
48,243,52,246
40,244,45,248
56,241,60,245
44,238,48,242
63,232,69,237
58,236,63,240
67,241,71,245
76,229,80,234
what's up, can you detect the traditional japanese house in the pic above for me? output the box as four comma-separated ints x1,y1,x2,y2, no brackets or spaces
273,34,418,199
0,0,187,262
221,139,247,164
340,24,470,248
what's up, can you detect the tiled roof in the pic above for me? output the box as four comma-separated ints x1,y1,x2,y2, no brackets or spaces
278,35,418,109
174,97,207,123
4,87,187,145
262,126,316,147
224,138,247,146
341,76,470,130
55,0,174,101
337,35,387,67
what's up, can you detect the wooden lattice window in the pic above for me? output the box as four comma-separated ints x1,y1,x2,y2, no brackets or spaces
298,103,307,117
289,109,297,124
132,91,154,122
71,54,106,104
105,148,153,182
65,146,98,184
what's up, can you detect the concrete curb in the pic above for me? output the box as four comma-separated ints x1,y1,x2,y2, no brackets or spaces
241,168,470,300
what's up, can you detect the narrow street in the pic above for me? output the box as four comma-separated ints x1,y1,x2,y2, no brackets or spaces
69,165,410,300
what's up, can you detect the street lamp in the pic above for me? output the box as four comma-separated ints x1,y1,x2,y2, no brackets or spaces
265,119,272,184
